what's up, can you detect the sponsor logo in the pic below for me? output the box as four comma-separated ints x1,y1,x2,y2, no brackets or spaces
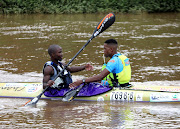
26,84,42,93
150,93,180,102
0,83,42,93
26,86,38,93
151,93,169,101
172,94,179,101
5,83,28,87
160,88,180,92
136,93,143,101
108,60,115,63
124,58,130,66
94,31,99,37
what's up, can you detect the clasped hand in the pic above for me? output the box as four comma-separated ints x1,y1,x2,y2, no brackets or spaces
85,64,93,71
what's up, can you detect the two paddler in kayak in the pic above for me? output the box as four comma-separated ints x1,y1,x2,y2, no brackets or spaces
43,39,131,96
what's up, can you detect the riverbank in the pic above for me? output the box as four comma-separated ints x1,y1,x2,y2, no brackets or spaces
0,0,180,14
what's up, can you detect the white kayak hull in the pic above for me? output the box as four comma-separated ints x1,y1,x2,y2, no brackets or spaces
0,83,180,102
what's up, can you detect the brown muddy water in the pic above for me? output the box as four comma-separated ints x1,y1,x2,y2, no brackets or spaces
0,13,180,128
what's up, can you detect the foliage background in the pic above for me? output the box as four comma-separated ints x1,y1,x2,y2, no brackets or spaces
0,0,180,14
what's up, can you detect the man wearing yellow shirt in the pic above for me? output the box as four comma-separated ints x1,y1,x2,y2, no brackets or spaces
69,39,131,88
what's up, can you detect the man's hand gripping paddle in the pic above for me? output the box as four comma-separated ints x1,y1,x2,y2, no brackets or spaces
23,12,115,106
62,13,115,102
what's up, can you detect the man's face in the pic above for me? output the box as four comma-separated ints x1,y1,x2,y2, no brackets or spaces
53,46,63,61
104,43,111,57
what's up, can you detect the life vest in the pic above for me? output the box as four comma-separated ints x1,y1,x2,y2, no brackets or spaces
102,54,131,86
43,61,72,89
102,64,114,86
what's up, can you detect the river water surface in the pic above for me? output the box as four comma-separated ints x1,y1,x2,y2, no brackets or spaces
0,13,180,128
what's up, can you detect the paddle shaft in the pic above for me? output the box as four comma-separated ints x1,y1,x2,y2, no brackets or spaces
53,37,93,81
37,85,49,98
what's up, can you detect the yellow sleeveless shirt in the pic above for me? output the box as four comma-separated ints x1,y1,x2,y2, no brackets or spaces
102,54,131,86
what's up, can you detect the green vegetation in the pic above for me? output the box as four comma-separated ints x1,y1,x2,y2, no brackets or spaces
0,0,180,14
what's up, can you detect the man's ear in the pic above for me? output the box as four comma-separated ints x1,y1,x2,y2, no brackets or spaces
51,52,55,58
110,47,114,52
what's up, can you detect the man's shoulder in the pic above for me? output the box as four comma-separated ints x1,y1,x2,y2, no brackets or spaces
44,65,54,71
109,54,121,63
109,54,124,66
43,65,54,75
43,61,54,72
45,61,52,65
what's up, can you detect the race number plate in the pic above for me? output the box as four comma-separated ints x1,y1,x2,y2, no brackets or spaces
110,91,134,102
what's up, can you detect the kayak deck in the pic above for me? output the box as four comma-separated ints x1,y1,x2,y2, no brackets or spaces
0,83,180,102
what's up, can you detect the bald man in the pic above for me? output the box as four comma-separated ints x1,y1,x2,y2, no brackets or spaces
43,45,93,90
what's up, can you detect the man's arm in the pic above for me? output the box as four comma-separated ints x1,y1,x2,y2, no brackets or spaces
66,64,93,73
69,68,110,89
43,66,55,89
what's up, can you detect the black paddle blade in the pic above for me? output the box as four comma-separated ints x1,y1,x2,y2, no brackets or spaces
62,84,84,102
92,12,115,38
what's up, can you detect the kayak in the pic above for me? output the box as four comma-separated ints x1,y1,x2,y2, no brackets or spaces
0,82,180,102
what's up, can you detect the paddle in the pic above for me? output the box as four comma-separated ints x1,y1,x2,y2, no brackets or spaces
62,13,116,102
23,12,115,106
